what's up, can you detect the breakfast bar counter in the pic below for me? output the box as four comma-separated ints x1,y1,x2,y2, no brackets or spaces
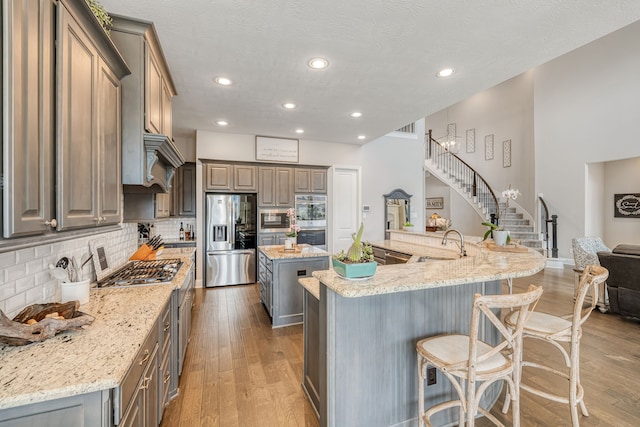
310,240,545,427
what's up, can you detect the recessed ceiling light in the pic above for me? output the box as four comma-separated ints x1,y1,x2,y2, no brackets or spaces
350,112,362,118
295,129,304,134
357,135,366,140
308,57,329,69
436,68,455,78
216,120,229,126
282,102,296,109
214,77,232,85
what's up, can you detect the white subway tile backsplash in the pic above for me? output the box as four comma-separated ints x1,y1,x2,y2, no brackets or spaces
15,276,34,293
0,223,138,318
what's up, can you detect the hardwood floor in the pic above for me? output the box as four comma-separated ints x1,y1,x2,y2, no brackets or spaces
161,267,640,427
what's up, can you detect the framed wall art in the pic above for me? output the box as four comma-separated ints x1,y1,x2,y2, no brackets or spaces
484,134,494,160
503,139,512,167
426,197,444,209
255,136,299,163
466,128,475,153
614,193,640,218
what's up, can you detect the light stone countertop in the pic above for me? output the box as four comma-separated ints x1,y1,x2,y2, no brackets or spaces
0,250,195,411
259,244,329,260
313,241,545,298
298,277,320,300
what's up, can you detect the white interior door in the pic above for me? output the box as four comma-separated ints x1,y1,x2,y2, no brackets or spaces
331,167,361,254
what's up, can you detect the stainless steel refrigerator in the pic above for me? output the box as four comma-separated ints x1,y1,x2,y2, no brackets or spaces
205,193,257,287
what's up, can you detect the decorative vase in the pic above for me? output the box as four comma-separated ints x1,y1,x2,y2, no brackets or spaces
332,258,377,279
493,230,509,246
284,237,296,250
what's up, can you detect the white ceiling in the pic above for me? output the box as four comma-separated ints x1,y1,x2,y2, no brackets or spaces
99,0,640,145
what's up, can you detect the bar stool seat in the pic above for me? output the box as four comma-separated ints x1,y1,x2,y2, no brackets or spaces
417,285,543,427
502,265,609,427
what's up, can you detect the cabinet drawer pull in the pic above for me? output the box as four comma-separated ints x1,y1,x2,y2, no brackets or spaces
164,373,171,384
163,322,170,332
139,349,150,365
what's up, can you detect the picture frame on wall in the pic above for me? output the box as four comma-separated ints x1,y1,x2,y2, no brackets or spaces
255,136,299,163
466,129,475,153
485,134,494,160
614,193,640,218
426,197,444,209
503,139,512,167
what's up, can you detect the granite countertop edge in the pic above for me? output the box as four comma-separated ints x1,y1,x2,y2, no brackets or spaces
0,249,195,410
313,241,546,298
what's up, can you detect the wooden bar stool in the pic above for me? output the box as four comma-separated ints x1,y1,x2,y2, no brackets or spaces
503,265,609,427
417,285,543,427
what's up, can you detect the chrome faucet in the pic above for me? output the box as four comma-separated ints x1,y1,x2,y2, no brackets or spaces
442,229,467,257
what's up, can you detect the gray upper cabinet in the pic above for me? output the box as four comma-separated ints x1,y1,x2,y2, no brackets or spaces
171,162,196,217
56,0,128,231
203,163,257,193
233,165,257,192
259,167,293,207
2,0,128,236
110,16,183,193
204,163,232,191
294,168,327,194
2,0,55,238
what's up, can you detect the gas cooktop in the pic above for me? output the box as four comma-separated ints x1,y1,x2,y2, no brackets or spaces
98,259,183,288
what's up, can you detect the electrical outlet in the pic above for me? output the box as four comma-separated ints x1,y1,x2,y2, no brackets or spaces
427,367,437,385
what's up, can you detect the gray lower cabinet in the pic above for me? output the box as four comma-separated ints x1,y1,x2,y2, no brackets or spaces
177,265,195,376
158,298,172,422
0,390,111,426
302,288,320,416
258,233,286,246
258,250,329,327
116,307,160,427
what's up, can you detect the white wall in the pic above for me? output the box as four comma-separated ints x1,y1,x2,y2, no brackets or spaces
534,20,640,256
603,157,640,247
424,71,536,238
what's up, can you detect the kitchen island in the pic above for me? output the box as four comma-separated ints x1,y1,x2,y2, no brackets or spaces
0,249,194,426
258,245,329,327
308,238,545,427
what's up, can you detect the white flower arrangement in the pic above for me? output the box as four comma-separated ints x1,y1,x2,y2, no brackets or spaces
482,185,521,242
285,208,300,237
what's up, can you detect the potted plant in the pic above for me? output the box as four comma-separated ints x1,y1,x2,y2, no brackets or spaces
332,223,377,278
403,221,414,231
482,186,521,246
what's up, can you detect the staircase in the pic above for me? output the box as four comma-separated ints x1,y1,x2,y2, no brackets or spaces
424,131,545,253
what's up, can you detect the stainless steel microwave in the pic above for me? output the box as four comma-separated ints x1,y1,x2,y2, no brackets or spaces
258,209,290,232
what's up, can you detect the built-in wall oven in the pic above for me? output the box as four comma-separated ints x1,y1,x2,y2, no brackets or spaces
295,194,327,228
295,194,327,249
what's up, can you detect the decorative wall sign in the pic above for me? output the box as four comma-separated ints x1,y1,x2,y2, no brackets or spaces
484,134,494,160
503,139,512,167
466,129,475,153
426,197,444,209
255,136,299,163
614,193,640,217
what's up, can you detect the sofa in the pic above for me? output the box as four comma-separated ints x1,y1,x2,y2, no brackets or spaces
597,244,640,318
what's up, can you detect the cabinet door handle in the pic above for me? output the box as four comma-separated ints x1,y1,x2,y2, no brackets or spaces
44,219,57,228
163,322,170,332
164,373,171,384
139,349,150,365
